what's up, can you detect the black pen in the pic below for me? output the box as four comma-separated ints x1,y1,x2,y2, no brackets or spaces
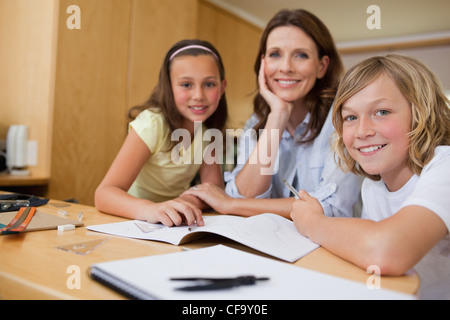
171,275,269,291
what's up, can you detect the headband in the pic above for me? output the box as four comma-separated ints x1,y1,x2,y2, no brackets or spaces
169,45,218,61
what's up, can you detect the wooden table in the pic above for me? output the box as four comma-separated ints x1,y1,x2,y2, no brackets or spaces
0,198,419,299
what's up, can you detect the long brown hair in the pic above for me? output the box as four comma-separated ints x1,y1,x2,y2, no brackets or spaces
253,9,343,143
129,39,228,141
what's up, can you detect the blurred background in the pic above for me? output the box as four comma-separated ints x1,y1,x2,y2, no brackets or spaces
0,0,449,205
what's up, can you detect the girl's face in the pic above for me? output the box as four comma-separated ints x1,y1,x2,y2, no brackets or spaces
341,74,413,191
264,26,329,104
170,55,226,129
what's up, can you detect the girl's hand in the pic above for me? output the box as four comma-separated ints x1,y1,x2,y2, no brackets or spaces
181,183,231,214
290,190,324,238
258,57,293,115
144,198,203,227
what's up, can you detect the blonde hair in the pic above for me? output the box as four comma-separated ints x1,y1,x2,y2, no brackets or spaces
332,54,450,180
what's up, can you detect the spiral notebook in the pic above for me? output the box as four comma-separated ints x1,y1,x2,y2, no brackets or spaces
89,245,414,300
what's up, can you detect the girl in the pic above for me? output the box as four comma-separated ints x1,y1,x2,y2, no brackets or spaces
290,54,450,299
95,39,228,227
183,10,359,218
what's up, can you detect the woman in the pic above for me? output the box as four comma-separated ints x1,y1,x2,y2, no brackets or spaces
184,9,360,218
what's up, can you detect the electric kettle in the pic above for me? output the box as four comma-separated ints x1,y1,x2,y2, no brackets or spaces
6,125,30,175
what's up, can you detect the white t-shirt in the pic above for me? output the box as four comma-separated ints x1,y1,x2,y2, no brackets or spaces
361,146,450,299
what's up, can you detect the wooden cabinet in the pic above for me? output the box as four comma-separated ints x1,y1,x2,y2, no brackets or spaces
0,0,58,180
0,0,261,205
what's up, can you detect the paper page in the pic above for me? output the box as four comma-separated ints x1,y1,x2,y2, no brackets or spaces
90,245,414,300
194,213,319,262
87,213,319,262
87,219,187,245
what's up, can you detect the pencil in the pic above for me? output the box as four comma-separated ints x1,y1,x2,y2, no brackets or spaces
188,222,198,232
282,178,301,200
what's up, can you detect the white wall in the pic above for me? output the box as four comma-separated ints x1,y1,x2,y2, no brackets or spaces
341,44,450,91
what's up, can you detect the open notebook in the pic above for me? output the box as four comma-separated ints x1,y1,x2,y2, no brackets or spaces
87,213,318,262
89,245,414,300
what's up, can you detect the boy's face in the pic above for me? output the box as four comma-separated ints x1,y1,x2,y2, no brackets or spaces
341,74,413,191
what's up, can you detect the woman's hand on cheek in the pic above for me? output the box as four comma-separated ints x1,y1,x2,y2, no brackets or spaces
258,57,293,115
290,190,324,238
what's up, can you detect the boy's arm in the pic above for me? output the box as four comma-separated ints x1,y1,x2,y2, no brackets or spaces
291,190,448,276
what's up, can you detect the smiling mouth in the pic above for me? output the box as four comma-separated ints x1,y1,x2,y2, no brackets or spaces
276,79,300,86
358,144,387,153
190,106,207,111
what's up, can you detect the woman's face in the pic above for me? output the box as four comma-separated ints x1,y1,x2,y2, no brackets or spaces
264,26,329,104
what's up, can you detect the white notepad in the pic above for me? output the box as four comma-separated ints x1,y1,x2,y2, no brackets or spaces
89,245,414,300
87,213,319,262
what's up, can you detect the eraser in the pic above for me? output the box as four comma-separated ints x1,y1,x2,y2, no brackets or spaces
58,224,75,231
